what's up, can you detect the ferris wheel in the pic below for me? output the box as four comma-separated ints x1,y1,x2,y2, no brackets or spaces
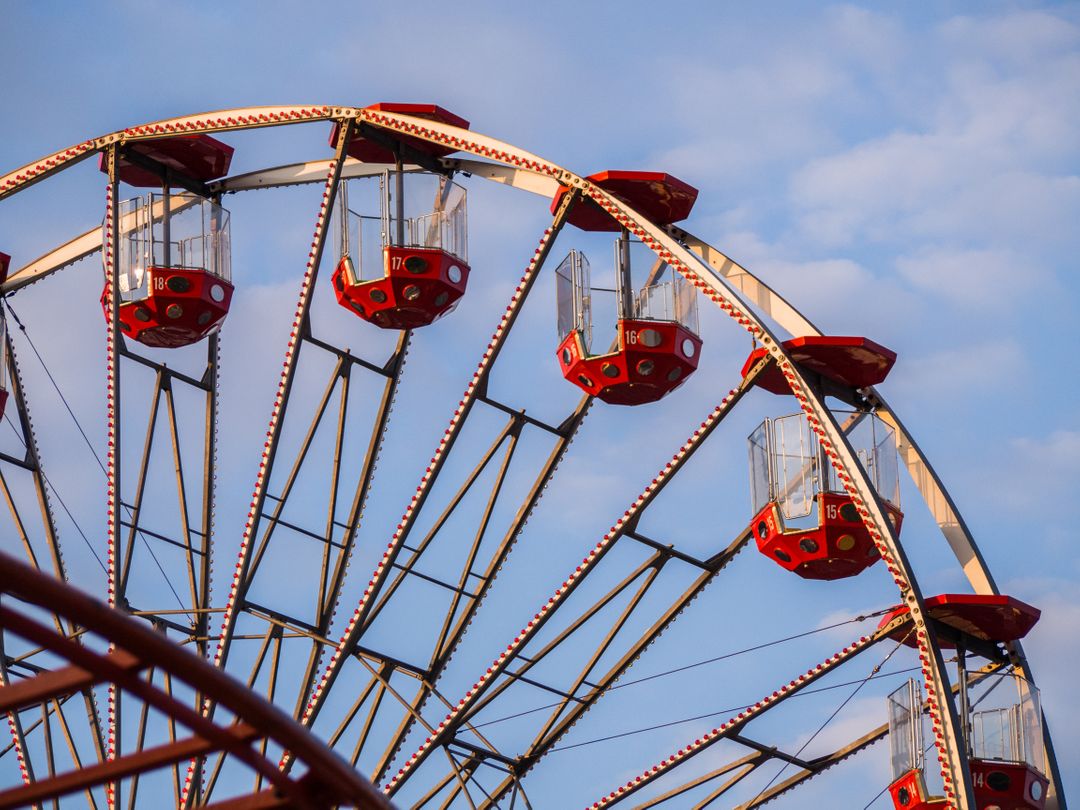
0,104,1068,809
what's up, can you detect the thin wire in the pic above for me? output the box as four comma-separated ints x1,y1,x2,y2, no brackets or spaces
859,666,1016,809
4,301,106,476
2,302,188,613
860,783,890,809
747,630,914,806
472,609,893,732
547,665,922,754
861,734,941,809
4,411,106,573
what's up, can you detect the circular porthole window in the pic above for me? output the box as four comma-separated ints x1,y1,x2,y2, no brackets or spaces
638,328,662,347
434,292,449,307
1031,781,1043,801
561,347,573,365
985,771,1010,792
405,256,428,274
209,284,225,303
601,362,619,378
840,503,859,521
577,374,594,389
836,534,856,552
774,549,791,563
636,359,655,377
667,366,683,382
166,275,191,293
165,304,183,320
403,285,421,301
197,311,212,326
133,307,151,322
681,338,696,358
799,538,819,553
370,288,388,304
447,265,462,283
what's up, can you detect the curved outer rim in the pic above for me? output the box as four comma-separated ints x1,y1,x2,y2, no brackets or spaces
0,104,1063,808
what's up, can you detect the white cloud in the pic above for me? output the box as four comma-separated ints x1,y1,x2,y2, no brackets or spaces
714,229,921,338
889,338,1025,402
895,247,1047,310
989,430,1080,514
2,5,1079,806
1002,576,1080,782
790,11,1080,250
938,11,1080,69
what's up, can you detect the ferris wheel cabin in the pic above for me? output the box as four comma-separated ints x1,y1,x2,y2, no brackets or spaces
743,336,901,579
881,595,1046,810
329,104,472,329
552,171,702,405
98,134,235,349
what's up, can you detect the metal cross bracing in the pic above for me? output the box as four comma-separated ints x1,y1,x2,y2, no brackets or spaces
186,137,591,804
373,362,917,807
375,362,767,806
0,329,109,804
178,120,412,804
270,189,590,780
0,548,390,810
729,660,1010,810
101,144,231,809
104,326,223,806
576,605,1010,809
0,105,1068,809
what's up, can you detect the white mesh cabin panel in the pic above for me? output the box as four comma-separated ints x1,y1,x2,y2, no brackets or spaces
772,413,817,521
888,679,924,780
748,419,772,516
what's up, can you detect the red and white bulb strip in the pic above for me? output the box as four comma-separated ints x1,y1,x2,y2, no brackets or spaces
0,140,95,197
581,187,962,808
0,355,42,788
1,107,963,805
381,393,741,793
362,111,563,182
2,107,333,198
104,180,120,810
120,107,331,141
334,112,962,805
289,222,563,756
2,701,31,787
586,632,877,808
178,159,340,807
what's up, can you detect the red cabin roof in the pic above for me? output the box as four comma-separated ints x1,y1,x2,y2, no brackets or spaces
551,170,699,232
0,251,9,284
333,103,471,163
879,593,1041,649
742,336,897,394
99,134,234,187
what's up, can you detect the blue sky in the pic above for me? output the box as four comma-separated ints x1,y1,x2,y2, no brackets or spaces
1,2,1077,807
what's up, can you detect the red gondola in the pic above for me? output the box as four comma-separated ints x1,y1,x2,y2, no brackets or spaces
331,169,469,329
747,409,903,579
552,171,702,406
100,194,233,348
885,597,1046,810
99,134,235,348
330,105,472,329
